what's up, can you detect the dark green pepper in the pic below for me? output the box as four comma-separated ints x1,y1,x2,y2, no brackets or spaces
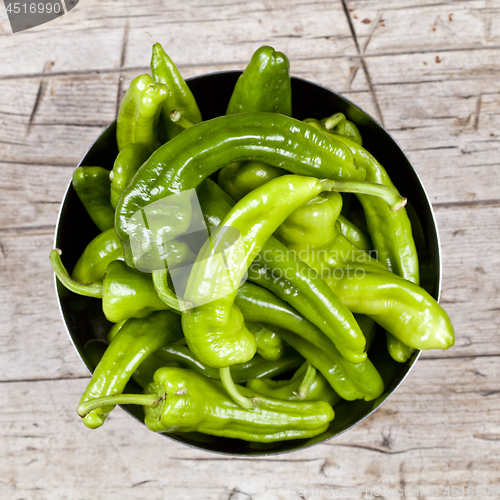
151,42,202,141
226,46,292,116
116,74,169,152
72,228,124,283
115,112,365,265
110,143,151,209
72,166,115,231
78,367,335,442
78,310,182,429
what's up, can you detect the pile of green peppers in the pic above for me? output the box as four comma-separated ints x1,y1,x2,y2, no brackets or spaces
51,44,454,444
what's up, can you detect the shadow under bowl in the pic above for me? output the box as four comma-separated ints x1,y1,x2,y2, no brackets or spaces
54,72,441,456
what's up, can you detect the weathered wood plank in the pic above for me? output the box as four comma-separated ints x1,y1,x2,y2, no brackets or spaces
0,355,497,498
346,0,500,55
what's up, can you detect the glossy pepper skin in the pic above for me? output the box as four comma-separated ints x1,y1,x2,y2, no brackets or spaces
78,311,182,429
226,46,292,116
322,112,363,146
130,345,303,389
116,74,169,152
305,118,419,284
218,161,286,202
235,282,384,402
115,112,361,265
326,271,454,351
247,322,284,361
110,143,150,209
142,367,335,442
50,251,170,323
151,42,202,141
72,228,124,283
72,167,115,231
197,178,368,364
246,362,341,407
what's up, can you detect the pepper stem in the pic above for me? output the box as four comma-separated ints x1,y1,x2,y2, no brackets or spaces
170,109,195,129
320,180,407,212
77,393,164,418
50,249,103,298
323,112,346,134
152,269,192,312
294,362,317,400
219,367,255,410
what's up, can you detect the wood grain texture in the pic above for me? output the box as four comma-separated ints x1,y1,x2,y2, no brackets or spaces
0,0,499,497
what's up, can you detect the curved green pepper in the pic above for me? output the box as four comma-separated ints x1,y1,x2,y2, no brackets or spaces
78,310,182,429
72,166,114,231
115,112,364,264
326,271,454,351
72,228,124,283
151,42,202,141
110,143,151,209
50,251,169,323
78,367,334,442
246,362,341,407
226,46,292,116
116,74,169,152
235,282,385,402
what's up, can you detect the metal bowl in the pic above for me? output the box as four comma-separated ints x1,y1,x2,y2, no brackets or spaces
54,72,441,455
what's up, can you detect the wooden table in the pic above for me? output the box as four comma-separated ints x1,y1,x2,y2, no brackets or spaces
1,0,499,497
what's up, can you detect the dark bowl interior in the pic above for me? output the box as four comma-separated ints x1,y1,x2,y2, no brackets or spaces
55,72,441,456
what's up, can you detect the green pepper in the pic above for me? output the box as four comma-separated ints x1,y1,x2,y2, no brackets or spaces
197,178,400,365
387,332,415,363
326,271,454,351
235,282,385,402
246,361,341,407
50,251,169,323
247,322,284,361
182,175,400,371
226,46,292,116
109,143,151,209
72,228,124,283
151,42,202,141
131,345,303,389
77,367,335,442
116,74,169,152
217,161,286,202
305,117,419,284
337,215,372,253
78,310,182,429
72,166,115,231
115,112,366,265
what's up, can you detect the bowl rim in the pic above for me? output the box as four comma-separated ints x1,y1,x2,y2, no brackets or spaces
54,71,442,456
